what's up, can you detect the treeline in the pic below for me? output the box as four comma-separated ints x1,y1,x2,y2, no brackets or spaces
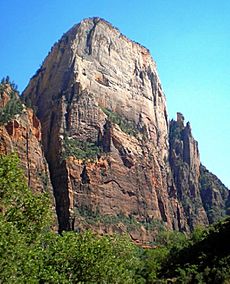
0,153,230,283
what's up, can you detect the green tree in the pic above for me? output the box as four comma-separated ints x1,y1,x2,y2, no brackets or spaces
0,153,52,240
0,153,145,283
40,231,144,283
0,154,53,282
0,80,23,124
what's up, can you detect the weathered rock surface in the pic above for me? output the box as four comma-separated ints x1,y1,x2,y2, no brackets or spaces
169,113,209,230
0,84,51,194
22,17,229,241
169,113,230,229
200,164,230,223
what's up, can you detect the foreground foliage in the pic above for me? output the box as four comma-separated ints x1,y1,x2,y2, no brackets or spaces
0,153,230,283
0,154,142,283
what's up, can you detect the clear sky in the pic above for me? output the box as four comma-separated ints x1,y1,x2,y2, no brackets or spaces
1,0,229,187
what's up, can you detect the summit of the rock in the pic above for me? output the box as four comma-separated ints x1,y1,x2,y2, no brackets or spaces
65,17,151,54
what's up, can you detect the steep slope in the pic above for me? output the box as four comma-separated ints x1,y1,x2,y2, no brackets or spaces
169,113,230,229
169,113,209,229
0,81,52,194
200,165,230,223
22,18,229,240
22,17,182,239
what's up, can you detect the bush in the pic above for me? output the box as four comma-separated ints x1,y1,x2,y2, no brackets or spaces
62,136,102,161
101,107,139,137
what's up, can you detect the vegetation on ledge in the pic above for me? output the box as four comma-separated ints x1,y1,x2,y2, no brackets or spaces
101,107,139,137
62,135,102,162
74,207,165,234
0,77,23,125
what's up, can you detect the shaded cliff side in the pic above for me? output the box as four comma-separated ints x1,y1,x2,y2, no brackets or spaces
200,164,230,223
22,18,229,241
169,113,229,229
169,113,208,230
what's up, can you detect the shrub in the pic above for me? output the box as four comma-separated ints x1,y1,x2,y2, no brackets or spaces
101,107,139,137
62,136,102,161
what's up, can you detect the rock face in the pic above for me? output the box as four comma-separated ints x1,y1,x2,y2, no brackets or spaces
169,113,209,230
169,114,230,230
22,18,229,241
200,165,230,223
0,83,51,194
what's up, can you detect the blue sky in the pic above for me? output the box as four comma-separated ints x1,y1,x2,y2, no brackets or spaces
1,0,229,187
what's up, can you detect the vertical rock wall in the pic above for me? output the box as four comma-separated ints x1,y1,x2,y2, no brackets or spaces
0,85,52,194
22,18,229,241
169,113,209,230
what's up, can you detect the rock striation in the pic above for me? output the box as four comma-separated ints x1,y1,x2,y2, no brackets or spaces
22,18,229,242
169,113,209,230
169,113,230,230
0,83,52,194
